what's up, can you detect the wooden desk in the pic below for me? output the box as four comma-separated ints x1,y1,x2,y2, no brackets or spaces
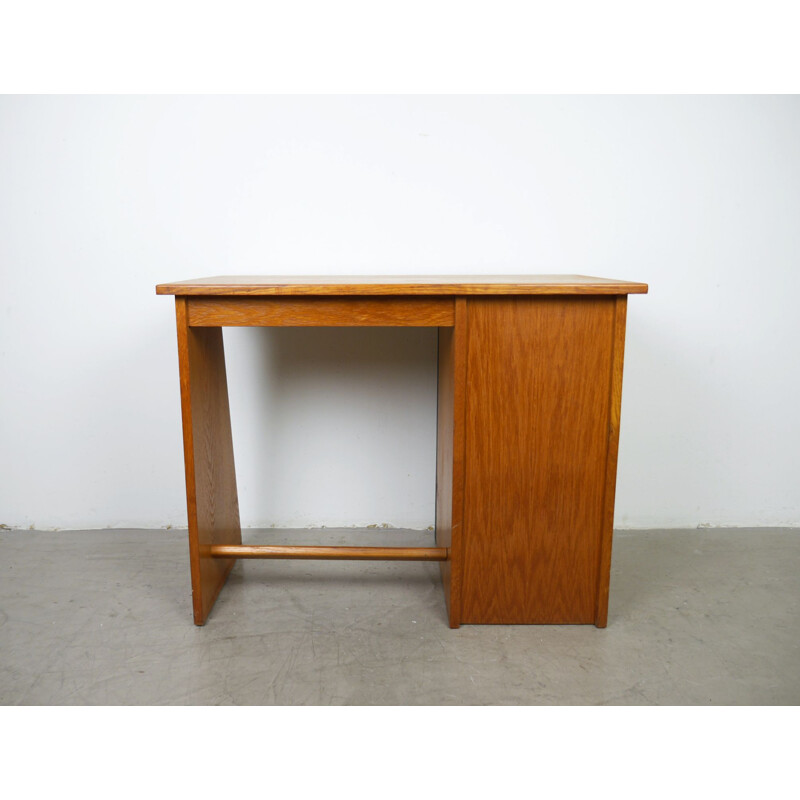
157,275,648,627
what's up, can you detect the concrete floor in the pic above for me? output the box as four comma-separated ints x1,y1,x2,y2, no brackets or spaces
0,527,798,705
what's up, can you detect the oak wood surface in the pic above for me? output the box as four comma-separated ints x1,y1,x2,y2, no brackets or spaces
176,298,242,626
594,296,628,627
187,296,454,327
461,296,615,624
209,545,447,561
157,274,649,296
435,299,468,628
163,277,645,626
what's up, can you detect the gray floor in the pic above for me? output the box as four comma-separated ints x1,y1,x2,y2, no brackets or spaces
0,527,798,705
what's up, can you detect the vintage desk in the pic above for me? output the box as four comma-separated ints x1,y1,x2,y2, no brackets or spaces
156,275,648,627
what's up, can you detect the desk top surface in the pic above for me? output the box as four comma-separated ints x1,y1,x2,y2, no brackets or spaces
156,275,648,296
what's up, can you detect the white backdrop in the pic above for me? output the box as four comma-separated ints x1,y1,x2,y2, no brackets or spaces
1,95,798,529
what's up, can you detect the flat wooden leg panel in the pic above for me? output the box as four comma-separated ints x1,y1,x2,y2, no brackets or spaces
461,296,617,624
594,296,627,627
435,299,467,628
176,298,242,625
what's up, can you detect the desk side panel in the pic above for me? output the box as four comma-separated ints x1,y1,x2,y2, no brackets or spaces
461,296,615,624
595,295,627,627
176,298,242,625
435,299,467,628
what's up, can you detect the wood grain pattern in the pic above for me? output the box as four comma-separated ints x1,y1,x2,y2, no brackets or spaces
175,297,242,626
435,299,468,628
187,296,454,327
163,278,645,626
461,296,616,624
157,274,649,296
594,296,628,627
209,545,447,560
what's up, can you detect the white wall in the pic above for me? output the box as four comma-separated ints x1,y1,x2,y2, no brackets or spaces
1,95,798,530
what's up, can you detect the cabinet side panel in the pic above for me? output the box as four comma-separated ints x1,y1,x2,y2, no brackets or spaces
435,299,467,627
461,296,615,624
595,296,627,627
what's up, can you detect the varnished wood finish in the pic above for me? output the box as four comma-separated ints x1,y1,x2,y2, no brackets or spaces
595,296,628,627
157,274,649,296
435,298,467,628
461,296,616,624
175,297,242,626
187,296,454,327
209,545,447,561
162,276,646,626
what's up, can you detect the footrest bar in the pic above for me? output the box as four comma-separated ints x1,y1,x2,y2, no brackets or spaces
209,545,449,561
